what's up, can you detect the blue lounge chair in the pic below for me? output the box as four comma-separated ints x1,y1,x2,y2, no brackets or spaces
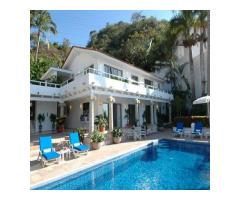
69,132,90,158
39,136,60,167
173,122,184,137
192,122,203,138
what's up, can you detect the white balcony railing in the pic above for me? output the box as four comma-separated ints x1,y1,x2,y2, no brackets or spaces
30,68,173,100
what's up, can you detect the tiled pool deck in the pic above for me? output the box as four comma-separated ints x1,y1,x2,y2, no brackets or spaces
30,130,210,187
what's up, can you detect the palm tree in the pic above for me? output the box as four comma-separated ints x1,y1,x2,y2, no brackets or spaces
30,10,57,61
207,11,210,95
165,59,190,92
170,10,197,99
195,10,208,96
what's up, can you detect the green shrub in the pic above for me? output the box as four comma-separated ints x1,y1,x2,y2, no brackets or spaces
174,116,209,127
90,130,105,143
112,128,123,138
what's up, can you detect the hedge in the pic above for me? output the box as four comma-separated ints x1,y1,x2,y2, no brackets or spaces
174,116,209,127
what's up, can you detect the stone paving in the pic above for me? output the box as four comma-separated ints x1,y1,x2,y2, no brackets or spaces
30,130,210,187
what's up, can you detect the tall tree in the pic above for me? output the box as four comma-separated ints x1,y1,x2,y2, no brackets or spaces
170,10,197,99
30,10,57,61
207,11,210,95
195,10,208,96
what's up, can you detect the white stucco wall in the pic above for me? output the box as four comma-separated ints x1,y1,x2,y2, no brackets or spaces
35,101,57,132
65,51,98,74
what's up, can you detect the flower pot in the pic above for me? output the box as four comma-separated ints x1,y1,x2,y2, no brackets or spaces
113,137,122,144
57,125,65,133
99,126,105,132
91,142,102,150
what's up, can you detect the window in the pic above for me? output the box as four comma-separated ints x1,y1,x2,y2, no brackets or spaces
104,64,123,77
128,104,136,126
30,101,35,120
131,75,138,85
83,103,89,117
145,105,151,124
144,79,153,88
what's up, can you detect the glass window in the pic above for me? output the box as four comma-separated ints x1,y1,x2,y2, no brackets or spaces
131,75,138,85
104,64,123,77
30,101,35,120
83,103,89,117
144,79,153,87
145,105,151,124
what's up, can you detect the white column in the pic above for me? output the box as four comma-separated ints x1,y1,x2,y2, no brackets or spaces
135,99,140,126
150,102,154,126
121,104,126,128
59,102,66,117
139,103,144,127
108,96,115,131
89,96,96,133
168,103,172,123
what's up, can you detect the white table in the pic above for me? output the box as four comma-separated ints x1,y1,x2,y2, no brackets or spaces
59,148,71,160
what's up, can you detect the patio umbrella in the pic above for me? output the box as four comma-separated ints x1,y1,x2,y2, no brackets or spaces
193,95,210,117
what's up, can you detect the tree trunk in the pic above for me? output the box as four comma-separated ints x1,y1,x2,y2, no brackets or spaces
200,40,205,96
188,46,196,99
35,30,41,61
207,10,210,95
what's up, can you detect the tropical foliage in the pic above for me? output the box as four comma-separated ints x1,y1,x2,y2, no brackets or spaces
30,10,209,119
87,13,176,72
90,130,105,143
112,128,123,138
30,10,71,81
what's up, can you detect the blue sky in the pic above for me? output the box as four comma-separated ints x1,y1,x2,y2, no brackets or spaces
48,10,175,47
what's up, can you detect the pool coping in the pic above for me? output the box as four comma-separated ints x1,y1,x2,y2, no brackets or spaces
31,138,209,189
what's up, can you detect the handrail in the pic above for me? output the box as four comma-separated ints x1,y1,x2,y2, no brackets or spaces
30,80,61,88
30,69,173,95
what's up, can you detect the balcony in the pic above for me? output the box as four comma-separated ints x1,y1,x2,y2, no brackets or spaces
30,68,173,102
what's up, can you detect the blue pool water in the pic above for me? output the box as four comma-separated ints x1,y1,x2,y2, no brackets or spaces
33,139,210,190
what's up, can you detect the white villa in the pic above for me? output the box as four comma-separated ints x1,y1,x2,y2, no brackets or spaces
30,47,173,139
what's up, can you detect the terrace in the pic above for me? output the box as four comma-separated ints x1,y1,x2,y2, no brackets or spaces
30,129,210,187
30,68,173,102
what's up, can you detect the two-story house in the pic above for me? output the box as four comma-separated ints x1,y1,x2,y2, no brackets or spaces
30,47,173,136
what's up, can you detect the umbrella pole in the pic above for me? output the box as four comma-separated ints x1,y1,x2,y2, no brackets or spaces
207,103,210,118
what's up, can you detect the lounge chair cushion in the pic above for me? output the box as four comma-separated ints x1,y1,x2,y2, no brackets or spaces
42,148,52,153
176,129,183,132
69,132,80,145
73,142,80,147
39,136,53,151
42,151,60,160
73,144,89,152
195,129,201,133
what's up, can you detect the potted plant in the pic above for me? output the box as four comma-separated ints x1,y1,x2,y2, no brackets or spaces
38,113,45,132
76,127,85,143
95,115,108,132
56,117,66,132
112,128,123,144
49,113,57,131
90,130,105,150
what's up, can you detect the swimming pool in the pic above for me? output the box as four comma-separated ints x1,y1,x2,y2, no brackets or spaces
33,139,210,190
